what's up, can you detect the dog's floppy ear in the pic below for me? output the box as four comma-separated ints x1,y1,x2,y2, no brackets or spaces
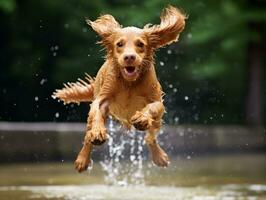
144,6,186,49
86,15,121,47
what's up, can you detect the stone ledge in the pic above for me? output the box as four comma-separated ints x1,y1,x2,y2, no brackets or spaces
0,122,265,162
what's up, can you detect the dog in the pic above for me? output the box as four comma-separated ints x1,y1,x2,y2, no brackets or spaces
53,5,186,173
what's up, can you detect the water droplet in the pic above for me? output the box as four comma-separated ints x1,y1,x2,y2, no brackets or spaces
130,155,136,161
100,119,145,185
40,78,47,85
82,27,87,32
184,96,189,101
167,49,172,54
117,180,127,186
187,33,192,38
194,114,199,121
55,112,59,118
159,61,164,66
53,52,57,57
169,84,173,88
173,88,177,93
187,155,191,160
86,159,93,171
35,96,39,101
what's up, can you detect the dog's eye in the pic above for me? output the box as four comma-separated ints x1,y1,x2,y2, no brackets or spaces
137,42,144,48
116,41,124,48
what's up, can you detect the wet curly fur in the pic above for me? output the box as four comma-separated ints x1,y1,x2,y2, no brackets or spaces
53,5,186,172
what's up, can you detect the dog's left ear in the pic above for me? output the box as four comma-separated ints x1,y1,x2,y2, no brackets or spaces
144,6,186,49
86,15,121,47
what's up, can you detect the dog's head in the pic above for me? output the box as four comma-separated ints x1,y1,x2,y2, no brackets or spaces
87,5,186,82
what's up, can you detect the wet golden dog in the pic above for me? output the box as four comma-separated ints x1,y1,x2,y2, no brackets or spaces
53,5,186,172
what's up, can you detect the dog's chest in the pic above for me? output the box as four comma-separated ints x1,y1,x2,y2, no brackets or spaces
109,89,148,122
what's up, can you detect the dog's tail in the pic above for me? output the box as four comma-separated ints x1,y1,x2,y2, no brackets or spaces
52,73,94,104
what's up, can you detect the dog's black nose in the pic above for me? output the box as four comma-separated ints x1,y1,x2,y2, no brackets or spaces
124,54,136,63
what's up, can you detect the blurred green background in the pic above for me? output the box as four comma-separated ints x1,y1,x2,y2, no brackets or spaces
0,0,265,126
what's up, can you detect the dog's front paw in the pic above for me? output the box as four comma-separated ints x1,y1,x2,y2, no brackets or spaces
74,155,92,173
87,126,108,145
150,144,170,167
131,111,153,131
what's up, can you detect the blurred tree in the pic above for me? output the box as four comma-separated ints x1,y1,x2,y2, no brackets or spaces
245,0,265,126
0,0,16,13
0,0,265,125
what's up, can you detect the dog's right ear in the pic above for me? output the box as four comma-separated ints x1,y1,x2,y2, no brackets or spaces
86,15,121,47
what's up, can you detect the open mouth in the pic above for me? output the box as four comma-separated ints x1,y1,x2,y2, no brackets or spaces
124,66,137,76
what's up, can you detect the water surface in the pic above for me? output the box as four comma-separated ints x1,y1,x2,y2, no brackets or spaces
0,154,265,200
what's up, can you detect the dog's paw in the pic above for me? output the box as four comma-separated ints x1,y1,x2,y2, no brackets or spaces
131,111,153,131
150,145,170,167
74,155,92,173
87,126,108,145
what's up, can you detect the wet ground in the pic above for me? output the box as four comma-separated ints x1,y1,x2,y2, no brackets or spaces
0,154,265,200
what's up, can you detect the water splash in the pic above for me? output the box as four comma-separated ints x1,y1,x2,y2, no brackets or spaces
100,118,146,186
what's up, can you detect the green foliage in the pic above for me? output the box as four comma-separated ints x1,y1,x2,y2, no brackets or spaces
0,0,16,13
0,0,265,124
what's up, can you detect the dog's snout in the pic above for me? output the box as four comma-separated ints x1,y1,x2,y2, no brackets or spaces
124,54,136,63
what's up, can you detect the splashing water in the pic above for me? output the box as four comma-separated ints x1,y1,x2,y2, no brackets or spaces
100,118,146,186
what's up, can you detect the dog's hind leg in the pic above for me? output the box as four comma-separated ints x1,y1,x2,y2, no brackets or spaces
52,73,94,104
131,101,169,167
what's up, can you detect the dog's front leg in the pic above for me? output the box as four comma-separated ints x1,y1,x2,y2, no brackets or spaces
75,98,109,173
131,101,164,131
86,98,109,145
74,141,93,173
131,101,169,167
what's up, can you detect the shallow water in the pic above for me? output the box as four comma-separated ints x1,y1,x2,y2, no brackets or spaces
0,154,265,200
